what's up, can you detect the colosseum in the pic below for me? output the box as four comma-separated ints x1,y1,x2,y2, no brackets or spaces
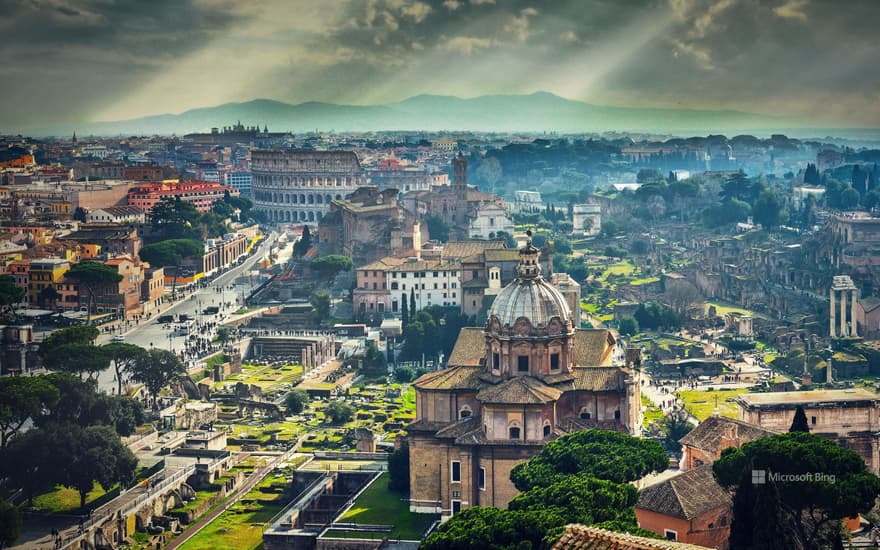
251,149,366,224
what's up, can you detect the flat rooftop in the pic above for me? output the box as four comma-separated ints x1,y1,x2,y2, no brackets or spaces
738,388,878,407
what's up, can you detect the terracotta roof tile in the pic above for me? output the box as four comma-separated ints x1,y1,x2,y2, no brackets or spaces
357,257,407,271
446,327,485,367
413,365,483,391
567,366,626,392
572,329,616,366
636,465,732,520
441,240,506,260
678,415,776,453
476,376,562,404
552,524,714,550
435,415,482,438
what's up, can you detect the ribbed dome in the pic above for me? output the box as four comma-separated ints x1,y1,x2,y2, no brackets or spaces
487,232,571,328
488,277,571,328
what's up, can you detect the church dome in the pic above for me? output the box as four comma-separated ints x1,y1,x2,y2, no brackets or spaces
488,233,571,329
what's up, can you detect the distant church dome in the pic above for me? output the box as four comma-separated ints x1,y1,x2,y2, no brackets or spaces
487,232,571,329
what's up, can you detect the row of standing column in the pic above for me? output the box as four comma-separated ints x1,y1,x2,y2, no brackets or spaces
829,288,858,338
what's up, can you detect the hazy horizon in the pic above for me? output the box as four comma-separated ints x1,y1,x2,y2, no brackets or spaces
1,0,879,133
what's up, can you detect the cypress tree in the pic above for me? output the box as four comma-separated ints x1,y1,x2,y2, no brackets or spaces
750,478,787,549
401,294,409,326
410,287,416,316
790,405,810,432
729,470,756,550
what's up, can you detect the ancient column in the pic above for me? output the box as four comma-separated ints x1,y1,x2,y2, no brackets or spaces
840,291,848,337
852,289,858,337
830,289,837,338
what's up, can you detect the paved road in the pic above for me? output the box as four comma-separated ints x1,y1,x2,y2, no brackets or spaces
94,231,278,393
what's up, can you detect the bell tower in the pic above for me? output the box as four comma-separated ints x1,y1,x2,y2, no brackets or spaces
453,153,467,190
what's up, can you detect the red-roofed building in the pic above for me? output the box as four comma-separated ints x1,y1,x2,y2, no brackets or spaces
127,180,238,213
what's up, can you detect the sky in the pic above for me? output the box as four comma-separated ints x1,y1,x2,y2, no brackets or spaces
0,0,878,131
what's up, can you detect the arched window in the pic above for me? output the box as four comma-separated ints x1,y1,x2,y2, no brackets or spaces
459,406,472,419
508,420,521,440
579,407,591,420
543,422,551,437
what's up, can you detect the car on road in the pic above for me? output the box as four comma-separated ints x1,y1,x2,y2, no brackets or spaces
111,334,125,342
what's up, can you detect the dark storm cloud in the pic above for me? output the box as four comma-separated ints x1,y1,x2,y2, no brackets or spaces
0,0,250,129
1,0,878,131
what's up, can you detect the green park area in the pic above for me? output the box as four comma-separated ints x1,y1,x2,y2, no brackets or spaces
337,473,437,540
677,388,750,421
33,482,111,513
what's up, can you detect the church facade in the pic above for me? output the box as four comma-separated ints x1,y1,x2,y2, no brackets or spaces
408,237,641,517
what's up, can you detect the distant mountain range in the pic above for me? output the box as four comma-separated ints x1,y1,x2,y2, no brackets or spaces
21,91,870,137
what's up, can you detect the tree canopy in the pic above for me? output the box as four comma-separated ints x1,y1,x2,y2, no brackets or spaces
714,432,880,549
0,499,21,550
58,424,138,509
0,274,24,318
36,373,144,436
102,342,148,396
39,325,109,378
425,212,450,242
510,430,667,491
324,400,354,424
292,225,312,258
284,389,308,414
65,261,123,321
129,349,186,408
424,430,666,550
310,255,354,278
0,376,59,447
139,239,204,268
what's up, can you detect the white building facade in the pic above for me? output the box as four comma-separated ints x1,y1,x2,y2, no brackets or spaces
388,259,462,311
468,203,514,239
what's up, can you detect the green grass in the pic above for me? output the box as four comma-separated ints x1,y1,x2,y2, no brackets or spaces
641,394,665,427
629,276,660,286
177,463,303,550
340,473,436,540
677,388,750,421
206,354,229,369
33,482,109,513
601,261,635,279
705,301,768,320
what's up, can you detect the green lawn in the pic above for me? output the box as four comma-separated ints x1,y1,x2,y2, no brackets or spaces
33,482,109,513
677,388,749,421
601,261,635,279
629,276,660,286
340,473,436,540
